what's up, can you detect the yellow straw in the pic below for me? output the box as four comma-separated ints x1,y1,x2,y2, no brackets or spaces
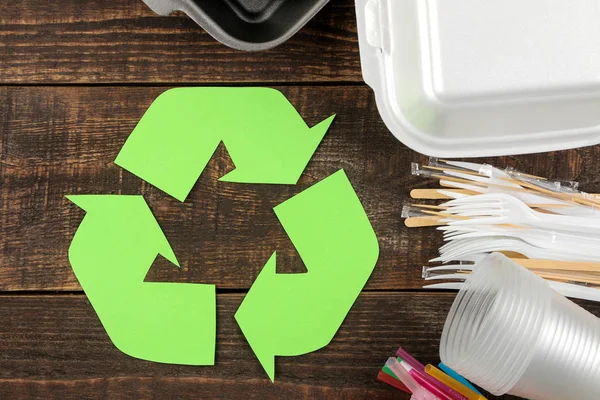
424,364,487,400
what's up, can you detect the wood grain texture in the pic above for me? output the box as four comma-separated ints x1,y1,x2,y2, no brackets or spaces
0,0,360,84
0,85,597,291
0,292,446,400
5,292,598,399
3,1,600,399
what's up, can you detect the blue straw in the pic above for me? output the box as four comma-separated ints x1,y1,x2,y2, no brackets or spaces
438,362,483,395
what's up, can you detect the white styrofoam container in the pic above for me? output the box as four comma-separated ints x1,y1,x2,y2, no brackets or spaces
355,0,600,157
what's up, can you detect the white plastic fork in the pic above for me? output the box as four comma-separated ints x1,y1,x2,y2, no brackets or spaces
433,237,599,262
439,233,594,256
439,180,600,217
437,237,596,262
442,193,600,235
439,225,600,258
424,279,600,302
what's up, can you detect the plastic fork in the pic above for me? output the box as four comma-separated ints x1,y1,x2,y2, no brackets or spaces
433,237,599,263
438,226,600,258
439,179,599,217
442,194,600,235
424,277,600,302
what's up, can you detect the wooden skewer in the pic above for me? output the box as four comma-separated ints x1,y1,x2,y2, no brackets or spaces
411,201,570,210
501,177,600,208
526,203,571,209
420,209,469,220
411,204,448,211
403,211,525,229
508,171,548,181
414,182,600,208
427,162,600,203
435,175,488,188
422,165,485,177
436,175,531,192
572,196,600,209
424,165,597,206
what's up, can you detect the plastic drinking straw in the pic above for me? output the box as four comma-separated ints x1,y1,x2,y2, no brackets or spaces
386,358,421,394
401,360,468,400
387,358,440,400
382,357,403,379
397,347,426,371
407,364,456,400
380,358,411,393
438,363,482,395
377,370,411,394
425,365,487,400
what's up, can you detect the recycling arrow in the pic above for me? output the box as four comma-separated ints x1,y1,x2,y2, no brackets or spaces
68,87,378,380
115,87,335,201
67,195,215,365
235,169,379,381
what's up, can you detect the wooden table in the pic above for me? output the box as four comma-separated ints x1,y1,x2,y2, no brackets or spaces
1,1,600,398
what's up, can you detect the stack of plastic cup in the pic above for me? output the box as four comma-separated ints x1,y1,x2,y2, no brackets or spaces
439,253,600,400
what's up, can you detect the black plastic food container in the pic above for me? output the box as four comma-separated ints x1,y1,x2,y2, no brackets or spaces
142,0,330,51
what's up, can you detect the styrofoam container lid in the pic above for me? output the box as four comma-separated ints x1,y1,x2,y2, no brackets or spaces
355,0,600,157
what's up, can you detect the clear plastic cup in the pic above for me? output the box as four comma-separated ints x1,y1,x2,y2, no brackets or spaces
439,253,600,399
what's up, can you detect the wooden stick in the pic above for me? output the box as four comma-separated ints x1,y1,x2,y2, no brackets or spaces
502,177,600,208
434,175,488,188
510,171,548,181
420,210,469,220
422,165,485,177
512,259,600,273
411,204,448,211
404,217,445,228
526,203,571,209
403,210,525,229
572,196,600,209
410,189,478,199
439,265,600,286
437,175,531,192
533,271,600,286
411,201,569,210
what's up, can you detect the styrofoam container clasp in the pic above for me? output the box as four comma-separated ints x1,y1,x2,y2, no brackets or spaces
355,0,600,156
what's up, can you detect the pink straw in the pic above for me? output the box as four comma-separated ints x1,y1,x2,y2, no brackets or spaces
410,368,459,400
397,347,426,371
396,351,468,400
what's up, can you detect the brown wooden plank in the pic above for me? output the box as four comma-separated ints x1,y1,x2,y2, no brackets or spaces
0,0,360,84
4,291,596,399
1,85,597,291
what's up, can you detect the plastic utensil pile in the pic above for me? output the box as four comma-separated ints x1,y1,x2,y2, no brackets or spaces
378,347,486,399
404,158,600,301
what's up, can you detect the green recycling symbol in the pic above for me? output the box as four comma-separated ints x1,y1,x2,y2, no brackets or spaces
67,88,379,381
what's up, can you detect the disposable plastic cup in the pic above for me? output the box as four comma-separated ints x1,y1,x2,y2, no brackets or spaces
439,253,600,399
